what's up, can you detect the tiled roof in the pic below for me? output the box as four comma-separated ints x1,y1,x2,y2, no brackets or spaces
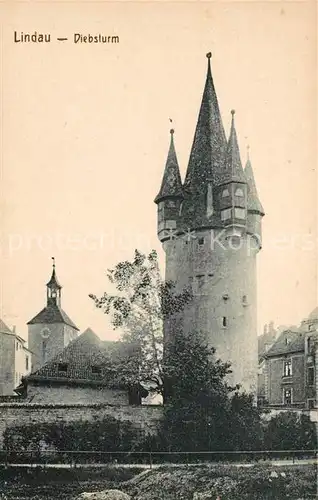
27,328,138,389
265,330,305,357
220,111,246,185
154,130,183,203
27,304,79,330
181,55,227,228
308,306,318,321
0,319,12,334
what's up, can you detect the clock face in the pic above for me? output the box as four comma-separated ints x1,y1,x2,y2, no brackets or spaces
41,327,51,339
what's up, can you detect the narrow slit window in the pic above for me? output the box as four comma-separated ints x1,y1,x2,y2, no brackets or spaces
222,317,227,327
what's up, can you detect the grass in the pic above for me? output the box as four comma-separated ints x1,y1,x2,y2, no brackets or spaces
0,463,317,499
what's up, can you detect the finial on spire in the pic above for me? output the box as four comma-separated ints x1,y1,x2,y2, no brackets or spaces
52,256,55,269
170,128,174,135
206,52,212,59
231,109,235,116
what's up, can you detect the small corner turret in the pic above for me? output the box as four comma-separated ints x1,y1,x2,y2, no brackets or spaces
244,147,265,249
154,128,183,242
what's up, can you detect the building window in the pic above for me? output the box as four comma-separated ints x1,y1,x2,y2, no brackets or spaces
198,237,205,245
283,388,292,405
307,399,315,409
234,208,246,219
221,208,231,221
196,275,205,290
25,356,29,371
222,294,229,301
307,366,315,386
58,363,68,373
242,295,248,306
167,200,176,208
92,366,102,375
235,187,244,197
16,342,19,351
222,317,228,328
222,188,230,198
283,359,292,377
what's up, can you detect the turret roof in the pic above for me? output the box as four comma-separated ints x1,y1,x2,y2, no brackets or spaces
155,129,183,203
221,110,246,185
244,153,265,215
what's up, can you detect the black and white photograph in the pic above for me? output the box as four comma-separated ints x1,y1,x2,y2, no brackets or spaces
0,1,317,498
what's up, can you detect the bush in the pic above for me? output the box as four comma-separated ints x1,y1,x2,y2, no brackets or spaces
263,412,317,451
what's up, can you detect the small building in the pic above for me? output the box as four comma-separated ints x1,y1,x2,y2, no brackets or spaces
17,327,148,405
27,258,80,372
262,308,318,410
0,319,32,395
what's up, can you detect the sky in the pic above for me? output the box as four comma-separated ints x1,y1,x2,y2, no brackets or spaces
0,1,317,342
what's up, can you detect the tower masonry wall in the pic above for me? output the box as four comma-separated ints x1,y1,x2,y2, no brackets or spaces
28,323,67,372
164,228,259,393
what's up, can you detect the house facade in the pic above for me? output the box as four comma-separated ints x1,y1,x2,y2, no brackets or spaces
262,308,318,410
0,319,32,395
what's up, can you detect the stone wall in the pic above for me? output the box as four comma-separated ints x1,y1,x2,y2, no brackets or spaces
26,384,129,405
0,403,163,446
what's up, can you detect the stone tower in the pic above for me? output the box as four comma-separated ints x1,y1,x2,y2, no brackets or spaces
27,258,79,372
155,54,264,393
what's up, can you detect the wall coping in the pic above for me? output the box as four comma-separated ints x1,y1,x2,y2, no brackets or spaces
0,402,163,409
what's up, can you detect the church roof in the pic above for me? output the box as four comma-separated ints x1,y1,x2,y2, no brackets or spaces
46,268,62,289
0,318,13,334
27,303,79,331
221,110,246,185
154,129,183,203
265,329,305,357
27,328,140,389
244,154,265,215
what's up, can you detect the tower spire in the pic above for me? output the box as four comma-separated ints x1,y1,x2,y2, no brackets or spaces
46,257,62,306
184,52,227,191
221,110,246,185
154,128,183,203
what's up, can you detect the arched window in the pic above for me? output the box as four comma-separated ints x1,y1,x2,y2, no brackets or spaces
235,187,244,197
222,188,230,198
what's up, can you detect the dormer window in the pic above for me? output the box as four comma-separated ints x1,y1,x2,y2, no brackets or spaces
234,208,246,219
92,366,102,375
285,338,291,345
235,187,244,197
58,363,68,373
221,208,231,221
222,188,230,198
198,237,205,245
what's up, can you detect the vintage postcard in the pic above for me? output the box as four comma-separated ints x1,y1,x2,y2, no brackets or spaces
0,1,317,499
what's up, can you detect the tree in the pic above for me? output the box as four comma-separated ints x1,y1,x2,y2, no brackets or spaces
263,411,317,451
155,328,263,453
89,249,192,398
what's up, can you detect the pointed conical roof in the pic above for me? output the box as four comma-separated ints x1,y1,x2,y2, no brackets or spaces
155,129,183,203
244,151,265,215
184,53,227,191
46,258,62,289
221,110,246,185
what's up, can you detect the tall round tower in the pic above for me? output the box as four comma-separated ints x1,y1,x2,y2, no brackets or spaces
155,54,265,394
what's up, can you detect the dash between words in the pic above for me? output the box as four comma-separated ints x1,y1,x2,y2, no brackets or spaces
14,31,120,44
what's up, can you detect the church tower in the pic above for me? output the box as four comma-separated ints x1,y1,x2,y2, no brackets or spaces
155,54,265,393
27,258,79,372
